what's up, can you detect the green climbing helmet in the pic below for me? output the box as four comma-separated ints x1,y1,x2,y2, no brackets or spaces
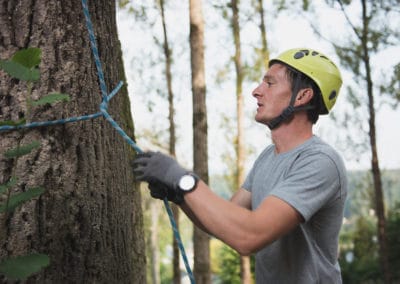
269,48,343,114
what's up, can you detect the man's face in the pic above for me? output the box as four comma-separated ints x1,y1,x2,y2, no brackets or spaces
252,63,292,126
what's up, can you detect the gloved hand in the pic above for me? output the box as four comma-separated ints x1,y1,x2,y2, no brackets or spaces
132,151,187,192
147,181,184,204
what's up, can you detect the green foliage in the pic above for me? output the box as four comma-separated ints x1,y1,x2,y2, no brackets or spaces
4,141,41,159
0,60,40,82
0,48,41,82
211,239,244,284
11,47,42,69
217,246,241,284
0,48,56,279
340,171,400,283
0,118,26,127
380,62,400,107
0,139,48,279
0,254,50,280
339,209,400,283
0,47,70,127
387,203,400,281
0,177,17,195
0,187,45,213
31,93,70,106
339,216,381,283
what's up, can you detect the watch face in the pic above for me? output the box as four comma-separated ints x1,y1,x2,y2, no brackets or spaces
179,175,196,191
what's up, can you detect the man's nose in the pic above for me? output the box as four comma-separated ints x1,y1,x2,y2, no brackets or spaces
252,83,263,98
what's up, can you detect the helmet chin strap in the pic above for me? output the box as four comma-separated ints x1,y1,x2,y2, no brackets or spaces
267,77,314,130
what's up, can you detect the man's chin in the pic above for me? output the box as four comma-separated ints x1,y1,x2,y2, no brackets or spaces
254,116,270,126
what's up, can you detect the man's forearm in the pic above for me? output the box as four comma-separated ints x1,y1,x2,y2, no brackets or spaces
180,202,213,235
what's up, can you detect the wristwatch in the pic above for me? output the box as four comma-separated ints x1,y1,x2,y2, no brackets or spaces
177,173,199,192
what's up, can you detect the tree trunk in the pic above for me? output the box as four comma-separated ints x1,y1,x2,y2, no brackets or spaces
230,0,251,283
158,0,181,283
189,0,211,283
0,0,146,282
257,0,269,69
149,201,161,284
360,1,391,282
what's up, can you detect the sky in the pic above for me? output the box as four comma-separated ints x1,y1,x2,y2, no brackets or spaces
116,1,400,173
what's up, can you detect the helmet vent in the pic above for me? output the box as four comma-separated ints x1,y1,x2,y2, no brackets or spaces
329,90,337,100
294,51,305,59
294,49,310,59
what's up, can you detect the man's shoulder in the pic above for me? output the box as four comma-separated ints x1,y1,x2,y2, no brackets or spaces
300,136,347,180
304,136,343,160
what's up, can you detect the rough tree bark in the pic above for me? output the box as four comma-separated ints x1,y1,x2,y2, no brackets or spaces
0,0,146,282
189,0,211,283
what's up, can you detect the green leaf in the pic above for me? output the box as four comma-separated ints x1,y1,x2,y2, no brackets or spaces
11,48,41,69
4,141,41,159
0,253,50,280
0,177,17,195
31,93,70,106
0,118,26,127
0,187,45,213
0,60,40,82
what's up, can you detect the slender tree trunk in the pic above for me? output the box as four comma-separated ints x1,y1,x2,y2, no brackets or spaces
257,0,269,69
0,0,145,282
149,201,161,284
230,0,251,283
360,0,391,282
189,0,210,283
158,0,181,283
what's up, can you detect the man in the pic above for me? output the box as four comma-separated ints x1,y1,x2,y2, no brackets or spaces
133,48,347,283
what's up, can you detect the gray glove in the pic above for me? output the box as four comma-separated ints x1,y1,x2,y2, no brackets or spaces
132,151,187,191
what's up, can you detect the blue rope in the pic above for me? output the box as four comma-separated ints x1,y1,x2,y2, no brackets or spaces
0,81,124,132
0,2,196,282
81,0,108,100
163,199,196,284
0,112,102,131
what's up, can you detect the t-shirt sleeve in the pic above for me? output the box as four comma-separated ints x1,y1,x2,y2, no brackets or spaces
270,151,342,222
242,166,255,192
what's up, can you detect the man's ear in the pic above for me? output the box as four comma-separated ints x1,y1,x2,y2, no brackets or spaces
294,88,314,107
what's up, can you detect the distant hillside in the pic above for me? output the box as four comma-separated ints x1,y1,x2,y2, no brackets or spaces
345,169,400,218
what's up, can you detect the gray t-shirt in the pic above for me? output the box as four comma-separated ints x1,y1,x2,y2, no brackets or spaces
242,136,347,284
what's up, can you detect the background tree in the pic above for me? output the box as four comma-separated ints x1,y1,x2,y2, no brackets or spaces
157,0,181,282
330,1,399,281
387,202,400,282
256,0,269,70
228,0,252,283
189,0,211,282
339,170,400,283
0,0,145,282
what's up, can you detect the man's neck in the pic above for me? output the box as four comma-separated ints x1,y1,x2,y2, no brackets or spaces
270,115,313,154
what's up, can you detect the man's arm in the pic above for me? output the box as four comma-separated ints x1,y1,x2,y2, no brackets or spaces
132,151,302,255
180,188,252,235
230,188,252,209
183,180,303,255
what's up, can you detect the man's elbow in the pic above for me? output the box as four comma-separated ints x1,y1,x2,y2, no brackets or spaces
236,247,253,256
232,236,268,256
